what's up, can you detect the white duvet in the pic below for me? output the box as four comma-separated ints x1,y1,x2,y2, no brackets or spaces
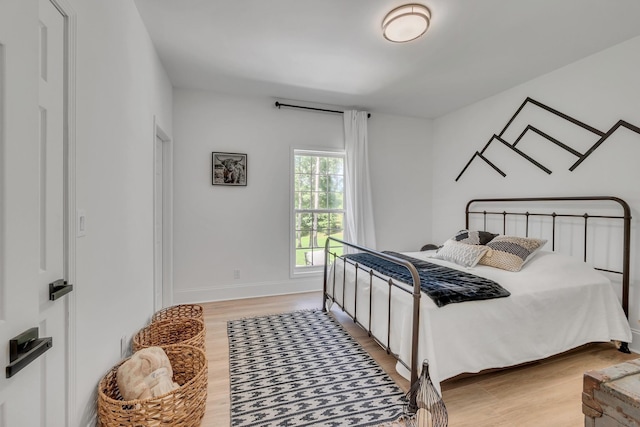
326,250,632,391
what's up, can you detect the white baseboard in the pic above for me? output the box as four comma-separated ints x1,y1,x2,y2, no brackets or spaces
172,276,323,304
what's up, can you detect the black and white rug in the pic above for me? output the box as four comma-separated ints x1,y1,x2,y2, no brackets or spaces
228,310,406,427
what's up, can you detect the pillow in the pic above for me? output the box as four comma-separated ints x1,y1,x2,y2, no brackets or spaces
450,229,498,245
432,239,490,268
420,243,439,251
479,236,547,272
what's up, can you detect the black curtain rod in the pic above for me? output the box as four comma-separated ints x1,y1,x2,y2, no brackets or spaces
274,101,371,118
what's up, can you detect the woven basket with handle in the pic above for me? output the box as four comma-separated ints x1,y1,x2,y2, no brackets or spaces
132,318,205,352
97,344,207,427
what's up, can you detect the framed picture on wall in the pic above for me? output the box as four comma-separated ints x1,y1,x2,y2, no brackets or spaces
212,152,247,186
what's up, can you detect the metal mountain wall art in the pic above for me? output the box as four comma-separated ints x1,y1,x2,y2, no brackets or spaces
455,97,640,182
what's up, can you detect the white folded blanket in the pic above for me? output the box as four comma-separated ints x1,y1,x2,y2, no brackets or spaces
116,346,179,401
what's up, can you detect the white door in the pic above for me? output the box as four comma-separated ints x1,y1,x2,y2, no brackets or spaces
0,1,69,425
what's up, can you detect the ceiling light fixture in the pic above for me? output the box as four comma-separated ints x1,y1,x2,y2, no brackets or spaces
382,4,431,43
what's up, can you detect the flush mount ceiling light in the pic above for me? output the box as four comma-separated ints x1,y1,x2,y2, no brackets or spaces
382,3,431,43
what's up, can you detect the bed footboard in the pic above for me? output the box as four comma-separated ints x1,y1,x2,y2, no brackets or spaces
323,237,422,410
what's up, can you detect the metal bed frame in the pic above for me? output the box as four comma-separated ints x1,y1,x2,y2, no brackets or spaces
322,196,632,409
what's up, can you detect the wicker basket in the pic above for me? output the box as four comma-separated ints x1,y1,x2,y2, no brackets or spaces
152,304,204,323
97,344,207,427
132,318,205,352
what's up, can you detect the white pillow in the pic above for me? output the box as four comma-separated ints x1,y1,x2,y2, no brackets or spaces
432,239,490,268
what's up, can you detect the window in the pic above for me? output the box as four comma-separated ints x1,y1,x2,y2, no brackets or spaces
292,150,345,272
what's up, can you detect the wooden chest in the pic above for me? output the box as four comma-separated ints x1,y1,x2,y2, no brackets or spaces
583,359,640,426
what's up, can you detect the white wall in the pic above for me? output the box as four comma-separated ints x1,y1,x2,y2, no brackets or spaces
172,90,432,303
369,113,433,251
69,2,173,425
431,35,640,350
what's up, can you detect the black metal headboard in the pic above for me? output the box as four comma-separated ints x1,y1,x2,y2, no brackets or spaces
465,196,631,318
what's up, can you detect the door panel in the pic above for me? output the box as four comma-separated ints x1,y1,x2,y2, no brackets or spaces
0,1,44,425
38,0,67,424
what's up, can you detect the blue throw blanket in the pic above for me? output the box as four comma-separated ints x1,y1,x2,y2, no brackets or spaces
343,251,510,307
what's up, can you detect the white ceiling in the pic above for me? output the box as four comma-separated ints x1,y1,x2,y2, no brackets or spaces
134,0,640,119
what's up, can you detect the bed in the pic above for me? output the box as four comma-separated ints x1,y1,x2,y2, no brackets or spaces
322,196,633,407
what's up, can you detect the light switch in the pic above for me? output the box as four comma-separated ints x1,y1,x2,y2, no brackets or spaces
77,209,86,237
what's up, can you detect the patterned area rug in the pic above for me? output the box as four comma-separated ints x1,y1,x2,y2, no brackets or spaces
228,310,406,426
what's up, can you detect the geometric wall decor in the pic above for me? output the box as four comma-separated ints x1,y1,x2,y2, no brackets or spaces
455,97,640,181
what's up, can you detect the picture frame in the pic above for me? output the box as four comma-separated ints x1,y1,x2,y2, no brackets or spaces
212,152,247,186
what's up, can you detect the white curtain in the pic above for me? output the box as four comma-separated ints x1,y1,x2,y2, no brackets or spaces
344,110,377,249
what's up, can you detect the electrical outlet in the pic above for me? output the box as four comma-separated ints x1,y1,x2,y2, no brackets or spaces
233,269,240,280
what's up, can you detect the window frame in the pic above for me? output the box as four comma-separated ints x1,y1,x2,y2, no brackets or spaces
290,148,346,277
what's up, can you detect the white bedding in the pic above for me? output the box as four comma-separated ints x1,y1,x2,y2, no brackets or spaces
326,250,632,391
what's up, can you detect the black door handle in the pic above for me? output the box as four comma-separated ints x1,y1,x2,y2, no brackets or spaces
6,327,53,378
49,279,73,301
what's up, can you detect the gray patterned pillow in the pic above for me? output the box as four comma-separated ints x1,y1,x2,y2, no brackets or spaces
451,229,498,245
433,239,490,268
479,236,547,272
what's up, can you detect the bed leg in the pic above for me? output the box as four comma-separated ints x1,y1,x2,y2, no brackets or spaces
619,342,631,354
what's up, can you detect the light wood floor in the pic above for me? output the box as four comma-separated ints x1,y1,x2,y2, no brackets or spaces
202,291,637,426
